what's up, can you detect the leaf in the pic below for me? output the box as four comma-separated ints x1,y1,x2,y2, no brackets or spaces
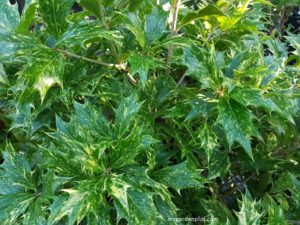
57,21,122,48
0,0,19,31
107,175,157,225
78,0,102,19
128,53,164,87
144,8,167,44
225,51,248,78
17,2,37,35
151,161,205,191
202,199,236,224
179,4,225,28
0,32,65,102
73,101,111,138
114,94,142,135
198,123,219,162
217,99,260,160
230,88,281,113
182,47,204,74
0,149,35,194
186,94,216,120
0,147,42,224
48,179,110,225
0,63,8,85
207,151,230,180
39,0,74,37
22,199,47,225
122,12,145,48
236,194,262,225
0,193,36,223
265,195,288,225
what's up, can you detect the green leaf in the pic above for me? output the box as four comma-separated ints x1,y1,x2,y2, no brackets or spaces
207,151,230,179
0,0,19,31
236,194,262,225
151,161,205,191
186,94,216,120
0,149,35,194
217,99,260,160
107,175,157,225
114,94,142,135
128,53,164,87
17,2,37,35
179,4,225,29
0,193,36,223
122,12,145,48
39,0,74,37
73,101,111,138
202,199,236,224
145,8,167,44
48,179,110,225
0,63,8,85
265,195,288,225
198,123,219,162
78,0,102,19
57,21,122,48
230,88,281,112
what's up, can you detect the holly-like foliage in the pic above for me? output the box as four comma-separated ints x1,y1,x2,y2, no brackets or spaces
0,0,299,224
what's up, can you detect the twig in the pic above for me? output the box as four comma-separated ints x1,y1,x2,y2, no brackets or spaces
54,48,125,70
176,70,188,87
166,0,181,75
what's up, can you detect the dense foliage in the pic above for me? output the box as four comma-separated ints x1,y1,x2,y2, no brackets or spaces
0,0,299,224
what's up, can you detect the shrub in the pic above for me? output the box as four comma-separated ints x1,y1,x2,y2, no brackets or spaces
0,0,299,224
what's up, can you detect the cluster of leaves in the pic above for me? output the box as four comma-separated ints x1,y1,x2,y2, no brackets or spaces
0,0,299,224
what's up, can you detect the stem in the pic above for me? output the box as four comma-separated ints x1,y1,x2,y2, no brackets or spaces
54,48,136,83
54,48,125,70
166,0,181,75
176,70,188,87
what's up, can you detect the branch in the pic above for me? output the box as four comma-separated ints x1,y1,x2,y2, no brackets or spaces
176,70,188,87
54,48,137,84
166,0,181,75
54,48,125,70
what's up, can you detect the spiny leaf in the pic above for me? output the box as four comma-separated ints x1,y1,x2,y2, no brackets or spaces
151,161,205,191
17,2,37,35
107,176,157,225
57,21,123,48
122,12,145,48
265,195,288,225
179,4,225,28
0,0,19,31
114,94,142,135
230,87,281,113
144,8,167,44
236,194,262,225
78,0,102,19
39,0,74,37
128,54,164,87
217,98,260,160
198,123,218,162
